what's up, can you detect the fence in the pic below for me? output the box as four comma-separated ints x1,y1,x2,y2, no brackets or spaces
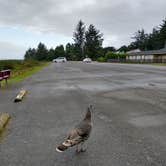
107,58,166,63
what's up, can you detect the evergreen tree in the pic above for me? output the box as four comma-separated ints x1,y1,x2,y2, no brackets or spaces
118,45,129,53
48,48,56,61
131,29,148,50
24,48,36,60
36,43,48,61
65,43,78,60
128,18,166,51
55,45,65,57
85,24,103,60
159,19,166,47
66,43,72,60
73,20,85,60
147,28,161,50
103,47,116,55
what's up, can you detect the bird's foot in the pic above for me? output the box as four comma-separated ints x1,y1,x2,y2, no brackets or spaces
76,149,80,153
75,148,86,153
80,148,86,152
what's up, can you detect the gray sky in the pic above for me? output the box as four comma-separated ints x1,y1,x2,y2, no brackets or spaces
0,0,166,59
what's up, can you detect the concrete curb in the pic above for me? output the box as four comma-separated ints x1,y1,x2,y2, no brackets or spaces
0,113,11,133
14,89,27,103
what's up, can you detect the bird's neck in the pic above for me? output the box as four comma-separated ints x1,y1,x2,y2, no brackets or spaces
84,111,91,122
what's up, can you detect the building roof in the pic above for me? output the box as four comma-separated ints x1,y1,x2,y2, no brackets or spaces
127,49,141,54
128,47,166,56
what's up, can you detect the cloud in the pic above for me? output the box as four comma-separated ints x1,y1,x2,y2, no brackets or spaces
0,0,166,48
0,41,26,59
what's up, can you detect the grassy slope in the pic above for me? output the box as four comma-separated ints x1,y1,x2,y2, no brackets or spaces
9,63,49,84
0,60,50,87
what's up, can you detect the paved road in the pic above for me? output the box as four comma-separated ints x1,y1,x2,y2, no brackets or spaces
0,62,166,166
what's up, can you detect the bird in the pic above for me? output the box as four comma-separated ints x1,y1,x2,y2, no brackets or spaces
56,105,93,153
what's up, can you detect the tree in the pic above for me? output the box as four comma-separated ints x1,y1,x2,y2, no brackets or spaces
65,43,71,60
127,18,166,51
73,20,85,60
35,43,48,61
48,48,56,61
159,19,166,47
55,45,65,57
24,48,36,60
85,24,103,60
65,43,76,60
118,45,128,53
131,29,148,50
147,28,161,50
103,47,116,55
105,52,117,59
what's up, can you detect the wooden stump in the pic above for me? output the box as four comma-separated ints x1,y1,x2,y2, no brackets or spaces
0,113,11,133
14,90,27,103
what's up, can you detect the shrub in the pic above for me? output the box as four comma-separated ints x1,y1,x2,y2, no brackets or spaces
0,60,22,70
104,52,128,61
105,52,118,60
118,53,128,59
97,57,106,62
0,60,41,71
22,60,40,68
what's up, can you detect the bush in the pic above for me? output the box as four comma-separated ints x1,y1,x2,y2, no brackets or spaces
0,60,41,71
118,53,128,59
97,57,106,62
105,52,118,59
104,52,128,62
22,60,40,68
0,60,22,70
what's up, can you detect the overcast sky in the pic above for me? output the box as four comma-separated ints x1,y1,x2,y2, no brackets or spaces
0,0,166,59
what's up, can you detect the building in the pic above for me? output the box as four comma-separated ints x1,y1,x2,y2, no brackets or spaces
126,47,166,63
127,49,141,54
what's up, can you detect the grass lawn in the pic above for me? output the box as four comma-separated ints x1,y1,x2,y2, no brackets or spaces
0,60,50,88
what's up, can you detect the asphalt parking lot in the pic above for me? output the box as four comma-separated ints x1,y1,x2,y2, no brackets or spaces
0,62,166,166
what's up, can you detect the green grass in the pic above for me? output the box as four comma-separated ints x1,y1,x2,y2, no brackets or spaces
0,60,50,87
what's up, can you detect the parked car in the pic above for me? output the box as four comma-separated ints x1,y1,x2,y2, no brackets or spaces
53,57,67,63
83,58,92,63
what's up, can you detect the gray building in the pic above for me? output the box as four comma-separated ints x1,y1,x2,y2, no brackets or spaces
127,47,166,63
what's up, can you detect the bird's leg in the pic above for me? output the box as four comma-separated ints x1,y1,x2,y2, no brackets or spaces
76,145,80,153
80,142,86,152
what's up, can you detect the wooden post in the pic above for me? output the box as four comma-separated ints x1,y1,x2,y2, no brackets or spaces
0,113,11,133
5,78,7,85
14,90,27,103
